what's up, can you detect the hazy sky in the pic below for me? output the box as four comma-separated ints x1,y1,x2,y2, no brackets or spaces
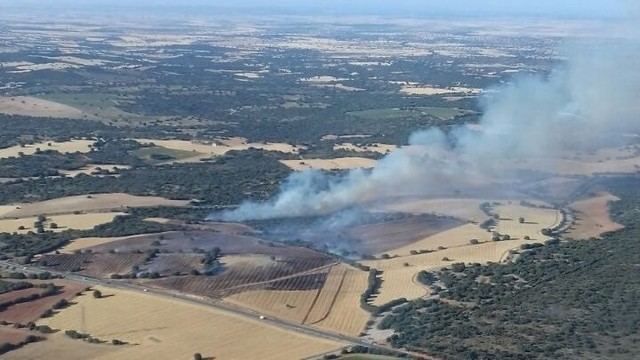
0,0,631,19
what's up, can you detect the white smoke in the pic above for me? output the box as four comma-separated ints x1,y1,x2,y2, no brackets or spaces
217,39,640,222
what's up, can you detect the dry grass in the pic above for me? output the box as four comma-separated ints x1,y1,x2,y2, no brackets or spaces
60,164,130,177
1,193,188,218
312,265,371,336
0,96,85,118
0,139,95,159
37,286,343,360
374,197,491,223
568,192,623,239
363,204,561,305
399,85,480,96
384,223,493,257
134,137,302,163
225,289,319,323
333,143,397,154
59,233,161,254
280,157,376,171
5,332,119,360
0,212,125,234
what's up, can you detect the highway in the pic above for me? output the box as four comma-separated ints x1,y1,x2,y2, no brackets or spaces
0,259,432,360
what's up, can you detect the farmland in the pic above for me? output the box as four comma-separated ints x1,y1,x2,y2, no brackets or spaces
568,192,623,239
0,193,189,218
35,286,344,360
0,96,86,119
362,203,561,305
280,157,377,171
0,139,95,159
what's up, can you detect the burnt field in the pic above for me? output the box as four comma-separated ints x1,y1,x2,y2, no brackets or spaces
244,211,464,257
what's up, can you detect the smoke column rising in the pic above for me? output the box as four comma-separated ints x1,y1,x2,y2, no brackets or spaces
217,38,640,222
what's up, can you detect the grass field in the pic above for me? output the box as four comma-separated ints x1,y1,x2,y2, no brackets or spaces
226,288,319,323
134,138,302,163
60,164,130,177
383,223,493,257
1,193,189,218
568,192,623,239
333,143,397,154
36,286,344,360
280,157,376,171
312,265,371,336
0,96,86,118
363,204,561,305
374,197,491,223
0,212,125,234
0,139,95,159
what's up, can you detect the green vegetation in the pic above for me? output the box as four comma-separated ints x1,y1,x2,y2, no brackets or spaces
379,177,640,359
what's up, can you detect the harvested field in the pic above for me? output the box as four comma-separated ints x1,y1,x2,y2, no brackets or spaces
333,143,397,154
59,235,132,254
493,203,560,240
0,280,85,324
226,289,319,323
37,286,343,360
312,265,370,336
568,192,623,239
384,223,493,257
0,139,95,160
4,332,118,360
0,96,85,118
363,204,561,305
60,164,130,177
364,240,531,305
399,85,480,96
1,193,188,218
304,264,348,324
348,215,463,255
134,137,302,163
280,157,376,171
374,197,491,223
0,212,125,234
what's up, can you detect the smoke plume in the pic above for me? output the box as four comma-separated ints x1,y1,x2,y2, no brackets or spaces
216,38,640,222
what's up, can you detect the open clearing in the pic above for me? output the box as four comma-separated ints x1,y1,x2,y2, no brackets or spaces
383,223,493,257
374,197,491,223
5,332,118,360
311,265,371,336
0,193,189,218
334,143,398,154
280,157,376,171
0,96,85,118
134,137,302,163
0,139,95,159
568,192,623,239
60,164,130,177
363,204,561,305
36,286,343,360
225,288,319,323
399,85,480,96
0,212,125,234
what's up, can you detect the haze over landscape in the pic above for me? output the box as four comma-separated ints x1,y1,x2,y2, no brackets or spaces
0,1,639,359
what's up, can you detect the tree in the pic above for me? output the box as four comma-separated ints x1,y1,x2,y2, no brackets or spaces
470,239,480,245
93,290,102,299
49,223,58,229
519,217,525,224
193,353,203,360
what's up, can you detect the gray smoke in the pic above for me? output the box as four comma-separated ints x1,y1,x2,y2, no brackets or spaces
217,39,640,222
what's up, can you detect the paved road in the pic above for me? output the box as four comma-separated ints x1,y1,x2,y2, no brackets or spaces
0,260,432,360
